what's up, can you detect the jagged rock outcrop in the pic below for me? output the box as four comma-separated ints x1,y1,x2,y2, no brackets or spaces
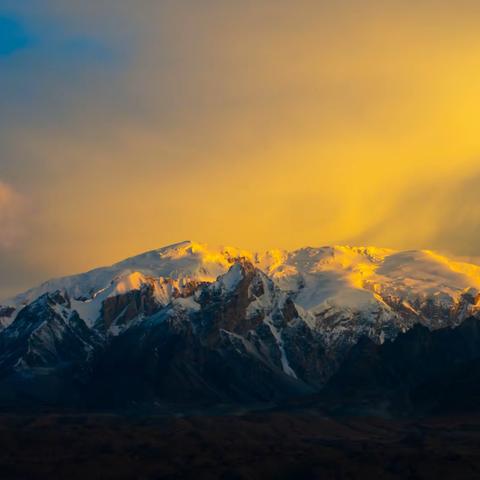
0,292,102,406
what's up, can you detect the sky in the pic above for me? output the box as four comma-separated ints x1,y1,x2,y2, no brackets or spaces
1,0,480,299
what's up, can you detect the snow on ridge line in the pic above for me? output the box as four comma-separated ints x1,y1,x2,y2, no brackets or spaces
7,241,235,307
4,242,480,320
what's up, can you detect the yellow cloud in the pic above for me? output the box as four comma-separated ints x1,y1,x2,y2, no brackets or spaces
0,181,26,249
3,1,480,290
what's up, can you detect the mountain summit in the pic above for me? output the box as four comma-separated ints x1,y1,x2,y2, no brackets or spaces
1,241,480,410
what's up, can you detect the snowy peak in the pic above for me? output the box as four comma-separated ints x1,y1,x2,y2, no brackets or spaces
259,246,480,312
9,241,240,308
118,240,234,281
4,242,480,334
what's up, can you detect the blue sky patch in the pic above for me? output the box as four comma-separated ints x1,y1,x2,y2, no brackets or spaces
60,36,119,65
0,14,35,56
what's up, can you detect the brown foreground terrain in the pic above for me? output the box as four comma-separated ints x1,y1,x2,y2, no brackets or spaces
1,411,480,479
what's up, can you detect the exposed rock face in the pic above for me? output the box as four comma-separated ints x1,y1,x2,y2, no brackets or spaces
0,292,100,370
97,285,162,332
195,261,266,342
0,306,16,329
0,292,103,406
86,262,317,406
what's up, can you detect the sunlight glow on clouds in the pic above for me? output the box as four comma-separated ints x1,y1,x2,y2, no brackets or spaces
2,0,480,295
0,181,26,249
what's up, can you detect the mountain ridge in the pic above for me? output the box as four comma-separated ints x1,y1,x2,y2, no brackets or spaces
0,240,480,411
4,240,480,320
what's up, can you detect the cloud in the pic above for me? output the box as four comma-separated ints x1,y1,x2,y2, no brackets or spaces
2,1,480,296
0,181,26,249
346,168,480,256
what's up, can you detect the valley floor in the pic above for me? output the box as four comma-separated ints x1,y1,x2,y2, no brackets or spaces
0,411,480,479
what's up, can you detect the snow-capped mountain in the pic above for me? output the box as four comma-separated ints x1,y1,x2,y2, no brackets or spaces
0,240,480,407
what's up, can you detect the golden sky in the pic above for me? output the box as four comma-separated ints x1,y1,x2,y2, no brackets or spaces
1,0,480,297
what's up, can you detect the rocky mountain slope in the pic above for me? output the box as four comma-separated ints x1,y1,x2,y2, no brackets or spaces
1,240,480,410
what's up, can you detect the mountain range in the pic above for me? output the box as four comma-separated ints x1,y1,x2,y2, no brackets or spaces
1,240,480,413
